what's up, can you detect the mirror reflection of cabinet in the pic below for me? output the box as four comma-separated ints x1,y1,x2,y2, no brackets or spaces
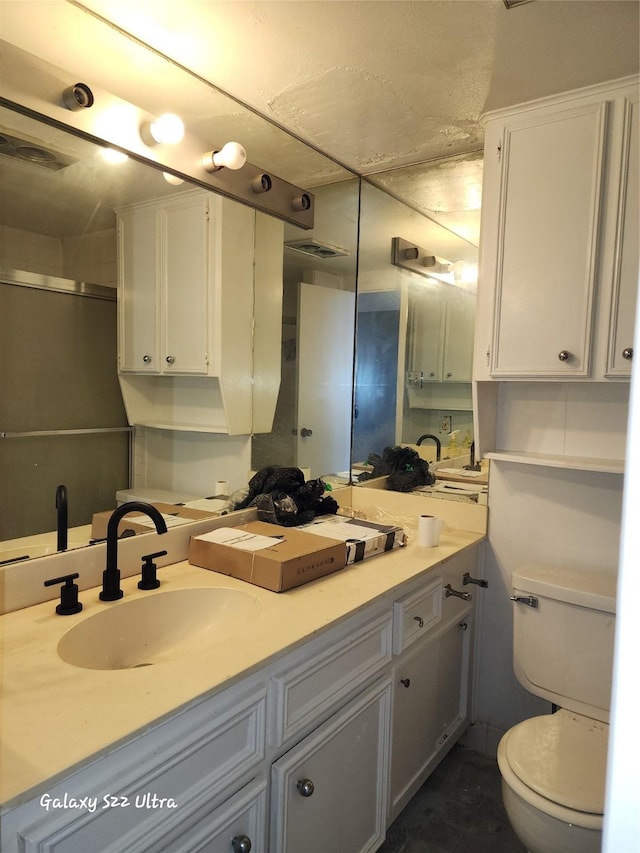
407,285,474,385
118,189,253,378
116,189,266,435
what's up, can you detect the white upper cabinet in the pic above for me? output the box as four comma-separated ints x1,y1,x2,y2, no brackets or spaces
115,189,283,435
408,285,474,384
476,76,639,382
118,189,251,378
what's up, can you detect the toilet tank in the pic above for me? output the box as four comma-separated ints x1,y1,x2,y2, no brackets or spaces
511,565,617,723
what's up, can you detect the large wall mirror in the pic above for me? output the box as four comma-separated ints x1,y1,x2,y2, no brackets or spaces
0,40,480,565
353,162,480,472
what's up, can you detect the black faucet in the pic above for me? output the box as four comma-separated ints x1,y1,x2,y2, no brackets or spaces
416,434,441,461
56,484,68,552
100,501,168,601
464,441,482,472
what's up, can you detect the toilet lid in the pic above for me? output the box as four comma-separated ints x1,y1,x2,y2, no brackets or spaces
505,710,608,814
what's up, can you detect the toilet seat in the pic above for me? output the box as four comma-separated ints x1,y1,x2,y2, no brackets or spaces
499,709,608,828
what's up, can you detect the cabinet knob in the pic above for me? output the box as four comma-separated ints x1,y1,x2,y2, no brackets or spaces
297,778,315,797
413,615,424,628
558,350,571,362
142,355,152,364
446,372,452,378
400,678,411,688
231,835,252,853
300,427,313,437
165,355,175,364
429,371,436,377
623,347,633,360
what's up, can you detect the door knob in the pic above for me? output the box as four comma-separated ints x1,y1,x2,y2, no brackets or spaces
300,427,313,437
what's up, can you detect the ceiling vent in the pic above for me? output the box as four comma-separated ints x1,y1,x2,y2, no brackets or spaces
0,131,78,171
284,239,349,259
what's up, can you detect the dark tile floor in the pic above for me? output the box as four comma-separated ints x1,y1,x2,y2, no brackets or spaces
379,744,527,853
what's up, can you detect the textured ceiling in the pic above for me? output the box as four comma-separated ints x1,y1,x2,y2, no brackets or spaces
74,0,639,173
1,0,638,247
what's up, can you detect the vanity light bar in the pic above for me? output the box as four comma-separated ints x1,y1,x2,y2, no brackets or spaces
0,41,315,230
391,237,454,282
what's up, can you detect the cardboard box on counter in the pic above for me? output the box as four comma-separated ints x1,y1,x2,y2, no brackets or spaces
188,520,346,592
91,502,218,541
298,515,406,564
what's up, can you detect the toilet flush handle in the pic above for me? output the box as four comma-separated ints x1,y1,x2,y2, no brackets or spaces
510,594,538,608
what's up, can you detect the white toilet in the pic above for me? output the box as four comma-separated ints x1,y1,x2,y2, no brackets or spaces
497,564,616,853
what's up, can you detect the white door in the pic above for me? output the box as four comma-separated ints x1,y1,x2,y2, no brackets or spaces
297,283,355,478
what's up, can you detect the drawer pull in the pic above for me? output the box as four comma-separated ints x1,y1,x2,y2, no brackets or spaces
297,778,315,798
400,678,411,688
232,836,252,853
413,615,424,628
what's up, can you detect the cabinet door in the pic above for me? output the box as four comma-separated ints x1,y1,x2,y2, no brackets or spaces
118,206,160,373
434,613,472,749
607,94,639,377
153,779,267,853
271,679,391,853
407,284,445,382
442,288,475,382
161,193,210,375
491,101,608,377
390,636,441,817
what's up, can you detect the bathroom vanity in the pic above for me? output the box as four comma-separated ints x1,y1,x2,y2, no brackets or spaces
0,488,486,853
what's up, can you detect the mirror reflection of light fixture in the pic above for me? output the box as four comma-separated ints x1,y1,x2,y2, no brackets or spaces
202,141,247,172
140,113,185,146
162,171,184,185
100,148,128,164
392,237,454,283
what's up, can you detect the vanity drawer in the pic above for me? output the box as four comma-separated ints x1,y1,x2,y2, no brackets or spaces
14,686,266,853
392,576,442,654
270,612,393,747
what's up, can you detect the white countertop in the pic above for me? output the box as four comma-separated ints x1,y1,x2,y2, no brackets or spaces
0,522,483,810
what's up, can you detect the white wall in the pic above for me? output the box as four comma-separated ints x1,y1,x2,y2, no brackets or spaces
133,427,252,499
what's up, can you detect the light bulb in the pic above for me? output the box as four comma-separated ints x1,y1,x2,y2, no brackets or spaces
162,172,184,186
101,148,128,164
202,141,247,172
141,113,184,146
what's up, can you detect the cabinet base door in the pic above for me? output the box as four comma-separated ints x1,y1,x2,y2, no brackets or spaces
271,679,391,853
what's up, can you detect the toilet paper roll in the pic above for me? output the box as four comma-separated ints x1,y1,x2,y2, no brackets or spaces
215,480,230,496
418,514,443,547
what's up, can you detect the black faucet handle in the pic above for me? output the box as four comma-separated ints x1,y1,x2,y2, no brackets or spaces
44,572,83,615
138,550,167,590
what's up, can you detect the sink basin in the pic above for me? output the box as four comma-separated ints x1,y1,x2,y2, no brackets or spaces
57,587,261,670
